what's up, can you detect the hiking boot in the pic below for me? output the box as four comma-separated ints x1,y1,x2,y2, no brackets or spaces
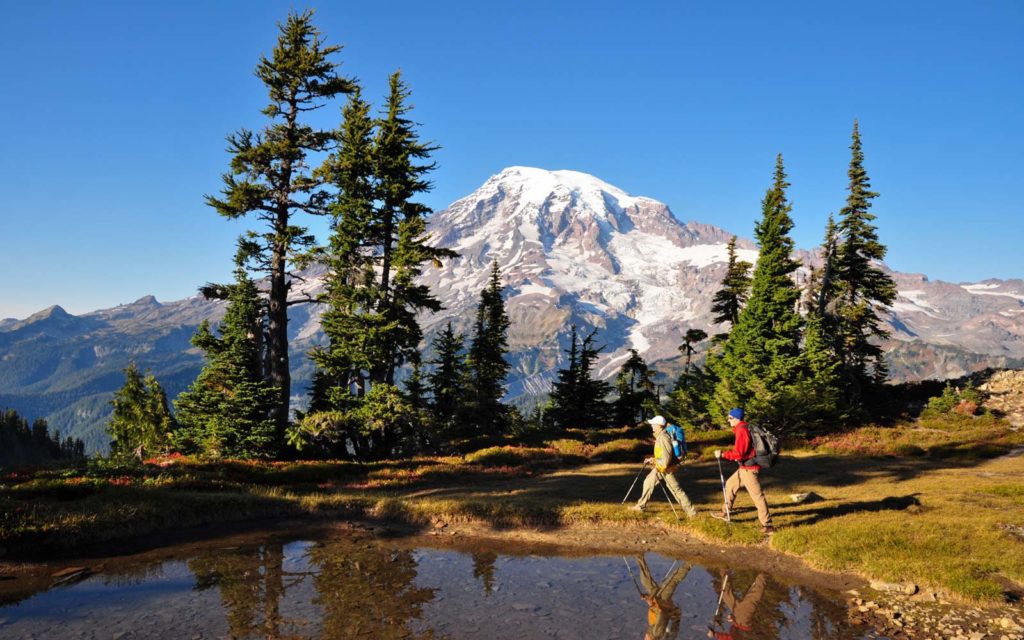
761,524,776,535
709,511,730,522
629,504,645,512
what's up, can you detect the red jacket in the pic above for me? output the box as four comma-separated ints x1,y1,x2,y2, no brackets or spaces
722,421,759,471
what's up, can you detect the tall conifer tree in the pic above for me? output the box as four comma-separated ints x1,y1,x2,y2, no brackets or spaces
206,11,355,448
612,349,656,426
710,236,753,339
297,73,454,459
712,156,805,427
174,258,278,459
833,122,897,396
466,260,511,433
427,321,468,435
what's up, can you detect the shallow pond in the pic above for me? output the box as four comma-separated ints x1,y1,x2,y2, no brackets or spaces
0,525,879,639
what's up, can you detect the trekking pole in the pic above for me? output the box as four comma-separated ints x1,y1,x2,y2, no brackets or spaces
621,460,649,504
656,472,681,521
716,457,732,522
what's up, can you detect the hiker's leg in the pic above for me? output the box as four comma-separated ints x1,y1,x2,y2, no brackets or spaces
732,573,767,627
739,468,772,527
637,468,659,507
723,469,742,512
662,471,697,516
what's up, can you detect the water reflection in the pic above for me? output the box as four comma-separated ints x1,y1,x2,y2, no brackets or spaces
0,530,872,639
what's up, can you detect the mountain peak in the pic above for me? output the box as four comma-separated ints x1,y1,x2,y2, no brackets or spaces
483,166,652,211
26,304,70,322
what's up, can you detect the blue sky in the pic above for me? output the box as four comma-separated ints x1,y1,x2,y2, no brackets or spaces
2,1,1021,319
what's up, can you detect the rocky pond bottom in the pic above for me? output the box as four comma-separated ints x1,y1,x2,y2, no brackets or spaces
0,524,878,640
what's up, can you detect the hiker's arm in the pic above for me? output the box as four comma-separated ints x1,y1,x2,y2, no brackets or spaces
722,428,753,462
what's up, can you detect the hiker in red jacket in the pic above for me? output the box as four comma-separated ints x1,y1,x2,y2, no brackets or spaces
707,572,767,639
712,408,774,534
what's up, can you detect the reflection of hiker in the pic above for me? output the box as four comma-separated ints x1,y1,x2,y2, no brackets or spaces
712,408,774,533
708,572,767,639
630,416,698,517
633,555,690,640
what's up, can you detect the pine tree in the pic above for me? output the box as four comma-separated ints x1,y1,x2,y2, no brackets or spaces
712,156,805,429
107,363,174,460
710,236,753,339
427,321,468,436
679,328,708,383
548,325,581,430
297,73,454,460
833,121,897,397
174,259,278,459
548,326,611,429
612,349,656,426
466,260,512,433
205,11,355,450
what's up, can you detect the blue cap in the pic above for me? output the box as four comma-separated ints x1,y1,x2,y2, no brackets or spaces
728,408,745,420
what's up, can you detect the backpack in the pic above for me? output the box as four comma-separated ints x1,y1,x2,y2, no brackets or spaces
748,423,780,469
665,423,688,461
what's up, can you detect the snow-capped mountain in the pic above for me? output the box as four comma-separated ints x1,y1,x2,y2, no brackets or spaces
418,166,758,395
2,166,1022,451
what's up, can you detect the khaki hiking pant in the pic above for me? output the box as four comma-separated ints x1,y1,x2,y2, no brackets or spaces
638,467,697,516
722,573,767,628
724,466,772,527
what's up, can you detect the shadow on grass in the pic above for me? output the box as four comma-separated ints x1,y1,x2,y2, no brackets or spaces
780,493,923,527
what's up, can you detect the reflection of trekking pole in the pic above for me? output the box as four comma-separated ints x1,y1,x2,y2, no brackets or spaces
656,472,681,521
622,461,649,504
622,557,645,596
716,457,731,522
710,571,730,633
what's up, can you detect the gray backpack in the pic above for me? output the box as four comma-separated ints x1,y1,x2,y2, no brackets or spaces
749,424,780,469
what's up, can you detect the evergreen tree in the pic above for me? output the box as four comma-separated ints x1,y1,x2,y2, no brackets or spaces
174,259,278,459
679,328,708,382
466,260,512,433
427,321,468,436
710,236,752,339
205,11,355,449
297,73,455,460
833,121,897,397
0,410,85,467
612,349,656,426
547,325,581,430
107,363,174,460
548,326,611,429
711,156,806,429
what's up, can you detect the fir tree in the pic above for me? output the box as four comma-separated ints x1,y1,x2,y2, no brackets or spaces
547,325,581,430
712,156,806,429
427,321,468,436
298,73,454,460
679,328,708,383
205,10,355,449
710,236,752,339
107,363,174,460
466,260,512,433
833,121,897,396
612,349,656,426
548,326,611,429
174,258,278,459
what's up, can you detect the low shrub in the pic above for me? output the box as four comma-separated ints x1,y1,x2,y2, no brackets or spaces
464,446,562,469
588,438,645,462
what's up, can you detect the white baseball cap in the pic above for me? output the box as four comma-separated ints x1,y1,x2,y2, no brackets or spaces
647,415,667,427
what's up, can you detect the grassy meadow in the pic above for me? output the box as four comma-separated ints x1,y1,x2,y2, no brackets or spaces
2,415,1022,603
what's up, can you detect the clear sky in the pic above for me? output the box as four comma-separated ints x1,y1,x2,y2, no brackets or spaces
2,1,1021,319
